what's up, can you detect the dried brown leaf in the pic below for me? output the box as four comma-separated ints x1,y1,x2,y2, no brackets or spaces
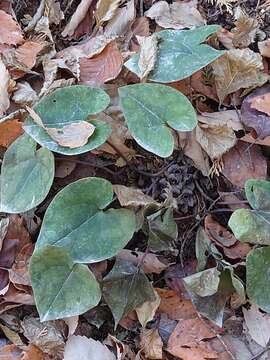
15,41,45,69
243,304,270,347
0,58,10,115
0,119,23,148
212,49,268,103
137,34,158,80
95,0,121,27
136,290,160,327
258,39,270,58
62,0,93,37
198,110,244,131
140,328,163,359
113,185,158,208
0,10,24,45
104,0,135,37
12,82,38,105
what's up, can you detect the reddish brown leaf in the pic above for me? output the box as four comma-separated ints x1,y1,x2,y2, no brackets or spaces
222,141,267,188
205,215,237,248
21,345,47,360
0,10,24,46
9,243,34,286
79,41,123,86
15,41,45,69
0,344,22,360
0,119,23,148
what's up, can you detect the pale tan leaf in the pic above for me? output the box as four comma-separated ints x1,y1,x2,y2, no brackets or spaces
0,10,24,45
140,328,163,359
104,0,135,37
243,304,270,347
198,110,244,131
117,250,168,274
46,0,64,25
212,48,267,103
15,41,45,69
63,316,79,337
136,290,161,327
34,16,53,42
196,122,237,160
145,0,205,29
113,184,158,208
12,82,38,105
216,28,234,49
64,335,116,360
79,41,123,85
62,0,93,37
250,92,270,116
44,78,76,96
0,58,10,116
137,34,158,80
95,0,122,27
258,39,270,58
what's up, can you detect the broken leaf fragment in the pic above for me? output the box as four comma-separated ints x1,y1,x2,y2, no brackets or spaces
23,85,111,155
183,268,221,297
0,134,54,214
30,246,101,321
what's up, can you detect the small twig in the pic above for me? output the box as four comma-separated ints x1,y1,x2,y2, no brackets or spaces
194,179,215,202
217,200,249,206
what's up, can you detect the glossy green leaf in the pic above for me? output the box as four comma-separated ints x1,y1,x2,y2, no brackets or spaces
0,134,54,214
23,86,111,155
247,246,270,313
125,25,224,83
183,267,220,297
245,179,270,210
102,259,156,327
145,207,178,252
35,177,136,263
30,246,101,321
119,83,197,157
229,208,270,245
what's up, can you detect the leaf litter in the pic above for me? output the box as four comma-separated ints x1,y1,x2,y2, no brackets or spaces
1,0,270,359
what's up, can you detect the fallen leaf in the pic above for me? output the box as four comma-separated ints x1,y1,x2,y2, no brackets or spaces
117,250,168,274
129,17,150,52
216,28,234,49
0,10,23,45
140,328,163,359
9,243,34,286
184,268,221,297
198,110,244,131
196,121,237,160
63,316,79,337
104,0,135,37
205,215,237,247
167,318,218,359
243,304,270,347
21,345,46,360
212,48,268,103
240,132,270,146
12,82,38,105
95,0,121,27
0,119,23,148
113,185,158,208
0,344,22,360
136,290,160,327
258,39,270,58
145,0,205,29
15,41,45,69
79,41,123,85
64,335,116,360
62,0,93,37
0,58,10,115
222,141,267,188
46,0,64,25
241,85,270,138
137,34,158,80
55,159,77,178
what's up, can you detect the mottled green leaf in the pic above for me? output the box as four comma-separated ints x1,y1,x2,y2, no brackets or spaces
0,134,54,213
247,246,270,313
119,83,197,157
102,259,156,326
30,246,101,321
125,26,224,83
23,86,111,155
229,208,270,245
183,267,220,297
245,179,270,211
144,207,178,252
35,177,136,263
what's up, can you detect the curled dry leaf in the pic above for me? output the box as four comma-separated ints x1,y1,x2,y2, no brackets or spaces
212,48,268,103
205,215,237,248
137,34,158,80
113,185,158,208
15,41,45,69
117,250,168,274
0,119,23,148
140,328,163,359
222,141,267,188
62,0,93,37
26,106,96,148
198,110,244,131
104,0,135,37
95,0,122,27
145,0,205,29
216,28,234,49
0,58,10,115
0,10,24,45
79,41,123,86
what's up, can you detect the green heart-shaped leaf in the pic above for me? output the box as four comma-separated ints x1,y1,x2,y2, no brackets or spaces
229,208,270,245
119,83,197,157
30,246,101,321
35,177,136,263
245,179,270,211
23,85,111,155
125,26,224,83
247,246,270,313
0,134,54,214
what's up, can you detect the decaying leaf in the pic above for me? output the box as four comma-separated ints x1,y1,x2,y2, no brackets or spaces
258,39,270,58
0,10,24,45
64,335,116,360
26,106,96,148
0,119,23,148
222,141,267,188
15,41,45,69
137,34,158,80
184,268,221,297
113,185,158,208
145,0,205,29
198,110,244,131
212,48,268,103
79,41,123,85
0,58,10,115
140,328,163,359
243,304,270,347
62,0,93,37
95,0,121,27
12,82,38,105
104,0,135,37
136,290,160,327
